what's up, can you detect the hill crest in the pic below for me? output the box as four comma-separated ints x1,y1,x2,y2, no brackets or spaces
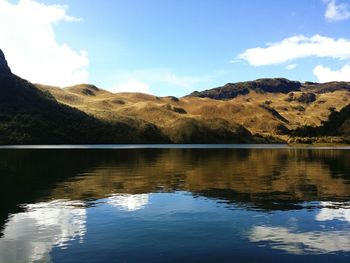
189,78,350,100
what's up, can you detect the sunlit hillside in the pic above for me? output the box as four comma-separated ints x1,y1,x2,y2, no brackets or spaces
37,79,350,143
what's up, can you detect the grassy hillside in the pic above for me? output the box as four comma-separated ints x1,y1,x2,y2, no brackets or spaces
37,83,281,143
0,73,169,145
0,49,259,144
2,47,350,145
37,78,350,143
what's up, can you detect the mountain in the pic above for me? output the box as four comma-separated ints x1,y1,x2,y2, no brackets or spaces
0,49,260,144
0,50,169,144
188,78,350,100
187,79,350,141
1,48,350,145
37,77,350,143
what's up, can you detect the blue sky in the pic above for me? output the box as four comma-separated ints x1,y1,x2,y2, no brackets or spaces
1,0,350,96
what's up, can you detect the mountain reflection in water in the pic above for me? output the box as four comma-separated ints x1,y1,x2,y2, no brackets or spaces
0,148,349,262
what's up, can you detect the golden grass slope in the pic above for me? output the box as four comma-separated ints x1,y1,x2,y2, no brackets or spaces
36,82,350,142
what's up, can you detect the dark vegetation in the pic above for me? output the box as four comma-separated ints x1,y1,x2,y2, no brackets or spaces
297,93,316,104
293,104,350,138
285,92,317,104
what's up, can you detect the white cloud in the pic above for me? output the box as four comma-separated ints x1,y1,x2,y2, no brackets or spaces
107,68,211,94
324,0,350,22
0,0,88,87
238,35,350,66
313,64,350,82
285,64,297,70
229,59,241,64
156,71,203,88
110,79,151,94
115,69,205,89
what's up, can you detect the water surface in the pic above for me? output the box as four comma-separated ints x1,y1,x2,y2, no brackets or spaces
0,146,349,262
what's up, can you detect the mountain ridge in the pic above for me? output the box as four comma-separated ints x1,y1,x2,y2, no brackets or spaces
188,78,350,100
36,77,350,144
1,48,350,145
0,49,261,144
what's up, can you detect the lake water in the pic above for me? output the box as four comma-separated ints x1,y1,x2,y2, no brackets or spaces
0,146,349,262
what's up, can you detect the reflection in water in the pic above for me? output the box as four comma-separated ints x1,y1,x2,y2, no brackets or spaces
249,225,350,255
0,148,349,262
316,202,350,223
0,200,86,263
107,194,150,211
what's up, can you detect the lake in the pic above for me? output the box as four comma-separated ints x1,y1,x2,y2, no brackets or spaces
0,146,349,262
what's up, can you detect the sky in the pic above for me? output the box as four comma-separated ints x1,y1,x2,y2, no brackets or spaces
1,0,350,96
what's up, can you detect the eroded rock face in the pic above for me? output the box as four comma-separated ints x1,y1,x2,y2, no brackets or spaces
189,78,302,100
0,49,11,75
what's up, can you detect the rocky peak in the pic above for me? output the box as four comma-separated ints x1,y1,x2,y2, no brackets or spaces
0,49,11,75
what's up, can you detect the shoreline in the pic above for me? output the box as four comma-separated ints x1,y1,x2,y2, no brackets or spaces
1,143,350,150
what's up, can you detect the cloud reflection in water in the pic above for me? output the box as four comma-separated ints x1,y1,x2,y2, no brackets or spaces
107,194,150,211
249,226,350,254
0,200,86,263
316,202,350,223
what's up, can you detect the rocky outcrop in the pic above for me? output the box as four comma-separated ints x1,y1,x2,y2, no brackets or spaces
285,92,317,104
303,81,350,94
189,78,350,101
189,78,301,100
0,49,11,75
